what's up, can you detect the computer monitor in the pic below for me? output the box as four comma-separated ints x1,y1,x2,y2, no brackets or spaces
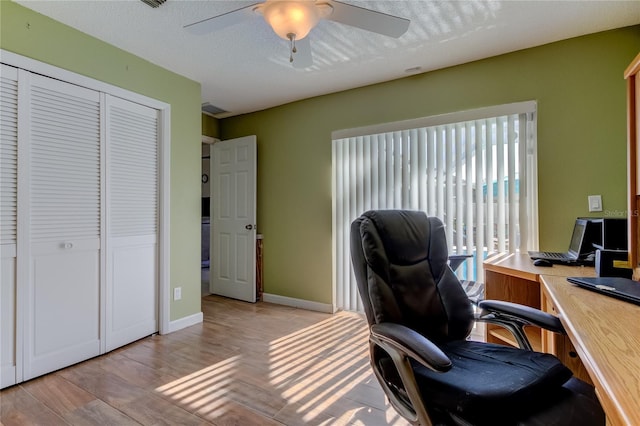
568,219,588,258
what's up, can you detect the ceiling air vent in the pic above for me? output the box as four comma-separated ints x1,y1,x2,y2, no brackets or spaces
140,0,166,8
202,103,228,116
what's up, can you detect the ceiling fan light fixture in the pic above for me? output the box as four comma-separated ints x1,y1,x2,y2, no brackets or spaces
260,0,322,41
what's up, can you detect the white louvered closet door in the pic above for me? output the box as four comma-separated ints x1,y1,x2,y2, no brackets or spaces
1,64,19,387
105,95,158,352
24,74,102,380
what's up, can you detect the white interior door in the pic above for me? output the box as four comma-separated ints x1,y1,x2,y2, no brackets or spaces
210,136,257,302
24,73,102,380
105,95,158,352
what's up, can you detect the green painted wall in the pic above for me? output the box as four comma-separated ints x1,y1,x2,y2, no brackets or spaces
202,113,220,139
221,26,640,306
1,1,202,321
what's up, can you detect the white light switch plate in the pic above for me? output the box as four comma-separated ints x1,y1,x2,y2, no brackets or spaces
588,195,602,212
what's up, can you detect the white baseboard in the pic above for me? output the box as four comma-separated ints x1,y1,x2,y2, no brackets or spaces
165,296,333,334
166,311,203,333
262,293,335,313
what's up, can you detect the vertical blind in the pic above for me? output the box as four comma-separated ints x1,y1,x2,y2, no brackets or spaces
332,104,538,312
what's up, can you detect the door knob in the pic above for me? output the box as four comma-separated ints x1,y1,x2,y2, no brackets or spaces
245,224,253,230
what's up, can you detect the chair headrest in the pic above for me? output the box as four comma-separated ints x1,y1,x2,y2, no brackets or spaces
359,210,448,272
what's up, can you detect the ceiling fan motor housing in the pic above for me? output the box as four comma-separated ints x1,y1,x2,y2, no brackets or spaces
258,0,332,40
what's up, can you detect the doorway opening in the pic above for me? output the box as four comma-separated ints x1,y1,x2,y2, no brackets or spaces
201,137,215,297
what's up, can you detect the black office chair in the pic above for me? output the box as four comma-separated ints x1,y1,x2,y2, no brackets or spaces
350,210,604,426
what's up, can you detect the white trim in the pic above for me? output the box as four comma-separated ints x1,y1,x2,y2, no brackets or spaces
332,101,537,140
158,107,171,335
167,311,203,333
202,135,219,144
99,92,107,355
1,50,169,111
262,293,335,313
15,68,30,384
331,141,338,316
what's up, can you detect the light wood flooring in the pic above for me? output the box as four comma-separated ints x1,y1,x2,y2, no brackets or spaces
1,295,484,426
1,296,414,426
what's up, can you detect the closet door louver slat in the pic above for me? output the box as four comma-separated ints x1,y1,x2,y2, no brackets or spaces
0,64,18,389
30,83,100,243
109,105,158,237
0,69,18,245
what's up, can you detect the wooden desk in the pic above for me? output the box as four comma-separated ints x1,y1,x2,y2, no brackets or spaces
483,253,640,425
483,253,594,351
541,275,640,426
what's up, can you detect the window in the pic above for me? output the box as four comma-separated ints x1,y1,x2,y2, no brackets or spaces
332,102,538,312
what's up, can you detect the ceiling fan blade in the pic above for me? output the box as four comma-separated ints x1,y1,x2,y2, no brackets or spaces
292,37,313,69
184,3,261,35
324,0,410,38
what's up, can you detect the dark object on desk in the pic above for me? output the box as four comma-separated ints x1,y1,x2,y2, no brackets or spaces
595,249,632,279
587,217,628,251
567,276,640,307
351,210,604,426
534,259,553,267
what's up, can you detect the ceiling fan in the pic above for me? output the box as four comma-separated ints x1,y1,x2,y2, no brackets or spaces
184,0,410,67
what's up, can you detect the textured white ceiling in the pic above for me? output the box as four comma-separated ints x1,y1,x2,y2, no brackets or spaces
16,0,640,117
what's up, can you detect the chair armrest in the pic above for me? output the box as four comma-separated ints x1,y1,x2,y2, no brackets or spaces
478,300,565,334
370,323,452,372
369,323,451,424
448,254,473,271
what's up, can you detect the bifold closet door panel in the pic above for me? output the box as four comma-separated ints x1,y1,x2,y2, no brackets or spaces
0,248,17,388
105,95,158,352
24,73,101,381
27,241,100,379
1,64,19,388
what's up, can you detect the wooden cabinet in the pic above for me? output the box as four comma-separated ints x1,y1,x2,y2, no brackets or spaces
483,253,593,382
540,284,592,384
625,52,640,275
542,274,640,426
484,268,543,350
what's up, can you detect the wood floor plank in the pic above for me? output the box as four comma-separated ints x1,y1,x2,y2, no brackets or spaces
97,352,181,389
1,295,414,426
57,362,150,409
274,400,347,426
20,374,96,417
62,400,139,426
193,397,284,426
0,385,68,426
119,392,213,426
